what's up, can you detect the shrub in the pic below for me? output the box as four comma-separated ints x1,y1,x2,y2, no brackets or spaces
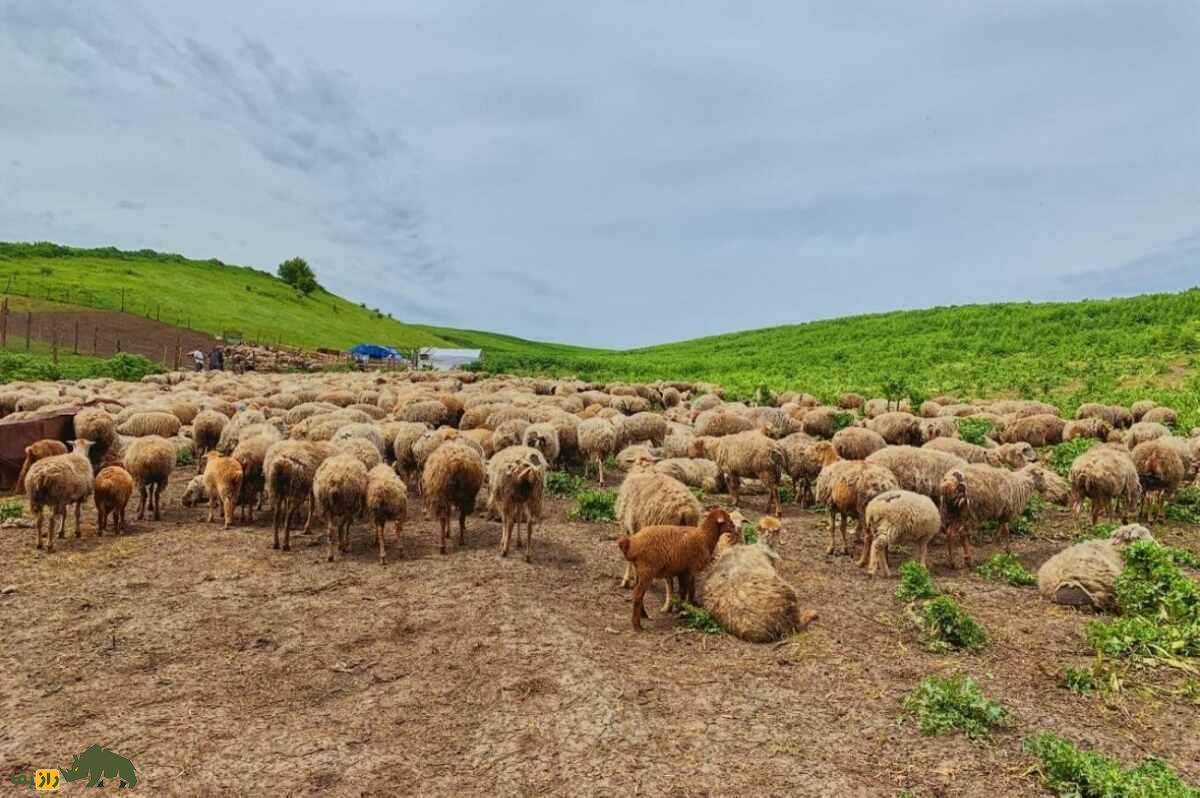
918,596,989,653
1049,437,1098,479
902,674,1009,741
957,417,993,446
896,561,939,602
0,499,24,523
778,483,795,504
976,553,1036,587
1023,732,1199,797
546,470,584,497
176,448,194,468
568,488,617,522
1166,486,1200,524
678,602,723,634
1060,666,1097,695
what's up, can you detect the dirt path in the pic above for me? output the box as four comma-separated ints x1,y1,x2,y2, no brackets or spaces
0,469,1197,796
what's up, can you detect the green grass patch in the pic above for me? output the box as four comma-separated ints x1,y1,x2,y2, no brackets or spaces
0,351,161,384
678,602,723,635
1024,732,1200,798
741,522,758,545
957,417,994,445
1059,666,1097,695
917,596,990,653
546,470,585,497
976,553,1036,587
0,499,24,522
568,488,617,522
176,448,194,468
1166,486,1200,525
778,483,795,505
896,561,940,602
902,674,1009,742
1049,437,1099,479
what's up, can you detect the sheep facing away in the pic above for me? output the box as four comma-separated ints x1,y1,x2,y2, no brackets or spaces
201,452,244,529
1069,446,1142,525
421,442,486,555
366,464,407,565
1130,438,1186,521
314,453,369,562
124,435,176,522
15,439,68,494
486,446,546,562
862,489,942,577
94,464,133,535
264,440,329,551
716,430,786,516
25,439,95,552
577,417,619,486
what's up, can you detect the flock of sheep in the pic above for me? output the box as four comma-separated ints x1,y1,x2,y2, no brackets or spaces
4,371,1196,639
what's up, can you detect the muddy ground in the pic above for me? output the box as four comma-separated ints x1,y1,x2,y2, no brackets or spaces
1,467,1197,797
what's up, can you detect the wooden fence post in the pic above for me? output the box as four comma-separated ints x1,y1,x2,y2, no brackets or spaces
93,327,99,356
0,297,7,349
162,343,169,366
73,321,80,354
120,289,126,313
25,311,32,351
174,336,181,370
116,338,122,354
51,325,59,364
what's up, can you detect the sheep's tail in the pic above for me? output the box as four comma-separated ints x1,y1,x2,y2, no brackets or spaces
617,536,633,560
14,450,32,495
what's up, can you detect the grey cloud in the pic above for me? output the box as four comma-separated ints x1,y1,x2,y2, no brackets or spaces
114,200,145,211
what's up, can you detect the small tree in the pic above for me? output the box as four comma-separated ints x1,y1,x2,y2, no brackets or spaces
277,257,318,295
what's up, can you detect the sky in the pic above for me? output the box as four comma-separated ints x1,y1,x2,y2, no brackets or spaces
1,1,1198,348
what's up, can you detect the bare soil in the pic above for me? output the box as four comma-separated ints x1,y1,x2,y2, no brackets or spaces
1,468,1197,797
5,308,215,363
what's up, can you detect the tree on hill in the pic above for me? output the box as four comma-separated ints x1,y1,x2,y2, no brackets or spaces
277,257,319,295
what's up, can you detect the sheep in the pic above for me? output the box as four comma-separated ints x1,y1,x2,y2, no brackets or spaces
939,464,1050,565
1130,400,1157,422
1131,438,1186,521
622,412,668,446
697,517,819,642
866,412,923,446
814,460,900,558
661,386,681,407
800,406,844,438
1000,414,1066,446
610,394,650,414
313,453,369,562
919,400,944,418
73,407,116,467
918,417,959,444
522,422,561,467
391,422,430,488
330,423,387,459
25,439,95,552
578,417,619,485
191,409,228,471
694,409,755,438
14,439,68,494
1069,446,1142,525
691,393,723,413
715,430,786,516
831,427,888,460
232,433,279,522
865,446,967,500
779,436,839,507
862,490,942,577
124,435,176,521
332,436,384,471
922,438,1037,469
93,464,134,536
687,435,723,462
491,418,530,454
116,411,182,439
1036,524,1154,611
1126,421,1171,449
619,508,739,631
366,464,408,565
616,444,655,471
421,442,486,555
486,446,546,562
1063,417,1112,442
1141,406,1178,427
615,457,703,610
201,452,244,529
264,440,329,551
652,458,726,494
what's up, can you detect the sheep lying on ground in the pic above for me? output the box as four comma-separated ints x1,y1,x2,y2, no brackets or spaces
922,438,1036,469
577,417,619,486
314,453,369,562
366,464,407,565
1037,524,1154,611
94,464,133,536
1131,438,1186,521
422,442,485,555
862,489,942,577
698,516,818,642
814,460,900,557
1070,446,1141,525
619,508,738,631
201,452,244,529
15,439,68,494
125,435,175,521
25,439,95,552
716,430,786,516
487,446,546,562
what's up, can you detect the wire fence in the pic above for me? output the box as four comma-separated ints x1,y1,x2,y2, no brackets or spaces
0,273,205,332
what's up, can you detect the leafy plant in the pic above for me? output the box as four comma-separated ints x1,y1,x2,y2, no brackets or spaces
1049,437,1098,479
902,674,1009,741
1060,666,1097,695
568,488,617,522
918,596,989,653
741,522,758,545
957,417,993,446
546,470,585,497
1166,486,1200,524
896,561,939,602
1024,732,1200,797
0,499,24,523
976,553,1036,587
678,602,722,634
778,482,795,505
176,448,194,467
831,412,856,434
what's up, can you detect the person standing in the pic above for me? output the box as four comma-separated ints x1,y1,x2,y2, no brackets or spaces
189,349,206,371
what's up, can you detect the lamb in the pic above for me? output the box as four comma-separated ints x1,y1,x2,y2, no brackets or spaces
264,440,329,551
1069,446,1142,524
615,456,703,610
779,436,839,507
862,490,942,577
201,452,244,529
313,453,369,562
1000,414,1066,446
93,464,134,536
866,412,923,446
1063,418,1113,442
124,435,176,521
939,464,1047,565
522,423,561,467
116,411,182,439
366,464,408,565
577,417,619,485
715,430,786,516
652,457,726,494
1131,438,1186,520
1037,524,1154,611
14,439,68,494
619,507,739,631
832,427,888,460
421,442,486,555
865,446,968,499
922,438,1037,469
486,446,546,562
25,439,95,552
190,410,228,471
697,517,819,642
814,460,900,557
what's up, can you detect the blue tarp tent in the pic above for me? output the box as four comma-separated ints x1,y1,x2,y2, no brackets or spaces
349,343,402,360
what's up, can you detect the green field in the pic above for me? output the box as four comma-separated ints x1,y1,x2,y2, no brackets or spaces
2,241,1199,426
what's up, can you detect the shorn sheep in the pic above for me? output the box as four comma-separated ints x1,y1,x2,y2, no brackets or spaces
93,464,133,535
25,439,95,552
313,453,369,562
1037,524,1154,611
421,442,486,555
15,439,68,494
698,516,819,642
862,489,942,577
486,446,546,562
366,464,408,565
1069,446,1141,524
814,460,900,557
201,452,244,529
124,435,176,521
619,507,739,631
716,430,786,516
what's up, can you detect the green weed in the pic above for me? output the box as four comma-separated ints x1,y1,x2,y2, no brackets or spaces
957,417,993,446
976,553,1036,587
1049,437,1098,479
546,470,585,497
896,561,939,602
1023,732,1199,797
902,674,1009,742
0,500,24,523
568,488,617,522
678,602,723,635
918,596,989,653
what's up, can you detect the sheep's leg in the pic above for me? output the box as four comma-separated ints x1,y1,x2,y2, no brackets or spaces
857,522,872,568
439,512,449,555
74,502,82,538
499,509,512,558
631,578,648,631
945,523,957,569
272,502,282,550
729,476,741,507
35,508,44,550
303,496,314,534
867,539,886,577
918,538,931,570
794,477,804,507
621,562,634,588
524,515,534,564
283,501,298,551
660,577,674,614
597,456,605,487
838,512,849,555
959,525,974,567
1000,521,1011,552
377,520,387,565
825,507,837,555
458,507,468,546
341,518,352,553
393,519,404,555
223,494,235,529
326,518,337,562
208,494,216,523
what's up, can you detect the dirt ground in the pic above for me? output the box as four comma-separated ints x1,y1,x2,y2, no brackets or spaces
5,308,215,363
1,467,1197,797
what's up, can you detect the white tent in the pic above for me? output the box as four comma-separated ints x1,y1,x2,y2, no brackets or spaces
418,348,482,370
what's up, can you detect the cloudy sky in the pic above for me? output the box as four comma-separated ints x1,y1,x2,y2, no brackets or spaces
2,1,1198,347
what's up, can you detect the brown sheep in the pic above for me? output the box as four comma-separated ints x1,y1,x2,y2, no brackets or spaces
191,409,228,472
1070,446,1142,525
264,440,330,551
1000,414,1066,446
814,460,900,558
619,508,739,631
314,454,369,562
487,446,546,562
831,426,888,460
93,465,133,536
25,439,95,551
1131,439,1186,521
715,430,786,516
866,412,923,446
1063,417,1113,442
15,439,68,494
779,435,839,507
421,443,486,555
366,464,408,565
125,435,176,521
202,452,244,529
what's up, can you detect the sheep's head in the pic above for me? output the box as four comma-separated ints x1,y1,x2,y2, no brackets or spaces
70,438,95,459
1110,524,1154,547
997,442,1037,468
181,476,207,507
939,469,969,515
814,441,840,467
1021,464,1071,505
756,515,783,549
630,452,657,470
700,508,739,542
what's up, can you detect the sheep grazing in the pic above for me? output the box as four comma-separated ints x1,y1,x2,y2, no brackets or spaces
1130,438,1186,521
694,409,755,438
1069,446,1141,525
1130,400,1157,422
1062,417,1112,442
421,442,486,555
92,464,134,535
366,464,408,565
652,457,725,494
865,446,967,500
578,417,619,486
201,452,244,529
939,464,1046,565
391,421,430,488
14,439,68,494
619,507,739,631
922,438,1037,469
1126,421,1171,449
264,440,328,551
814,460,900,558
313,453,369,562
1037,525,1154,611
716,430,786,516
1000,414,1066,446
522,423,561,467
124,435,176,521
862,489,942,577
1141,406,1178,427
698,517,819,642
832,427,887,460
117,410,182,439
487,446,546,562
866,412,923,446
191,409,228,471
778,436,839,507
25,439,95,552
615,456,702,609
232,434,278,522
622,412,669,446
